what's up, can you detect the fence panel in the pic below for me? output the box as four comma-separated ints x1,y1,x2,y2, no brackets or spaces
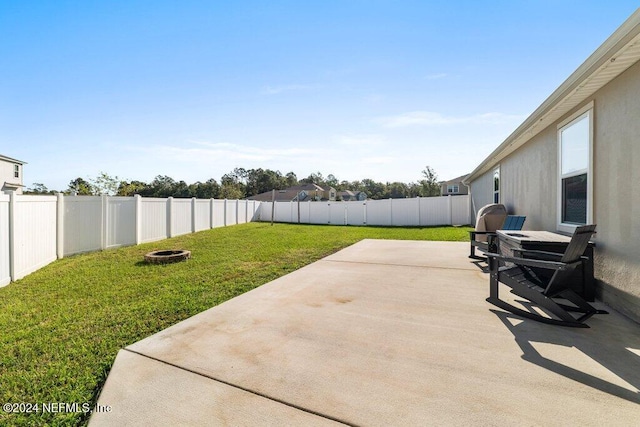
328,202,345,225
195,200,210,231
273,201,294,223
225,200,237,226
13,195,57,280
390,198,420,226
140,198,168,243
366,199,392,226
451,195,470,225
309,202,330,224
106,197,136,248
172,199,192,236
0,195,10,286
298,201,311,223
420,197,449,226
64,196,102,255
213,200,226,227
238,200,253,224
344,201,366,225
256,196,469,227
258,202,269,222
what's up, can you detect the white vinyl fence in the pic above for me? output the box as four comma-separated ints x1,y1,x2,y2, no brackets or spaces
0,194,259,286
259,195,471,227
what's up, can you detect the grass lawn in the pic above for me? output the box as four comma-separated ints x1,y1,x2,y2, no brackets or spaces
0,222,471,426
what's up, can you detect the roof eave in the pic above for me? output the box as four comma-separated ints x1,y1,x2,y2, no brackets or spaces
0,155,27,165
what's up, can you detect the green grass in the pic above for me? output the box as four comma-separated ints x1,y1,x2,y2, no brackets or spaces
0,222,471,426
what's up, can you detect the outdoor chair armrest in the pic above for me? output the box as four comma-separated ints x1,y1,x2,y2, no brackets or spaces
470,231,495,236
485,252,579,271
513,249,563,260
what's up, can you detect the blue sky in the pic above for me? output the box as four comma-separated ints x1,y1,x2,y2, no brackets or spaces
2,1,638,191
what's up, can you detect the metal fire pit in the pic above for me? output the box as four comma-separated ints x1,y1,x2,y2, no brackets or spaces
144,250,191,264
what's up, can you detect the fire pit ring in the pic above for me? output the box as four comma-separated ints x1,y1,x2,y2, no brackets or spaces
144,250,191,264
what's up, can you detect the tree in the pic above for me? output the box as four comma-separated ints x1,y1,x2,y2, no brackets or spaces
386,182,410,198
418,166,440,197
90,172,122,196
144,175,177,197
360,178,386,200
67,178,94,195
325,174,339,189
25,183,55,195
285,172,298,187
300,171,325,186
245,168,286,196
117,180,148,196
189,179,220,199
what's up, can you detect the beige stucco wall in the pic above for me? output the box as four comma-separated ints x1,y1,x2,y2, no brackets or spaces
469,59,640,323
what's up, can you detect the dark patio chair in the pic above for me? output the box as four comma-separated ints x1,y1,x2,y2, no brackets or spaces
485,224,607,328
470,213,526,259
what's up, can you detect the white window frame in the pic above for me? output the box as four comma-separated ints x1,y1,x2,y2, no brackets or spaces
14,164,19,179
492,166,500,204
447,184,459,194
557,101,594,234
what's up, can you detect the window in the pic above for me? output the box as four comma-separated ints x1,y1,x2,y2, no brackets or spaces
558,103,593,232
493,167,500,203
14,164,19,179
447,185,459,194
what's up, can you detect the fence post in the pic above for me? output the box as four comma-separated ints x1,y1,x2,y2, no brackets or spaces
270,190,275,226
191,197,197,233
101,195,108,250
417,196,421,226
135,194,142,245
448,194,453,225
245,199,249,224
57,193,65,258
210,198,215,228
363,201,367,225
167,197,174,238
224,199,228,227
344,203,348,225
8,191,15,282
389,198,393,226
235,199,239,225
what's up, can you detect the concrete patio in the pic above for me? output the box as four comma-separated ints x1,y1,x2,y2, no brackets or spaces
90,240,640,426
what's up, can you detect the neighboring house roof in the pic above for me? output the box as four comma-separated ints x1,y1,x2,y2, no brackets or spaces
247,183,344,202
0,154,26,164
287,183,326,192
464,9,640,184
440,174,469,186
247,189,304,202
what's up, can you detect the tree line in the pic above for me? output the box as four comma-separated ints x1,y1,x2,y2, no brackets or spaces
25,167,442,200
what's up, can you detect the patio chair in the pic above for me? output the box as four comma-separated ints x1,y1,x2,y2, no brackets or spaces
485,224,607,328
469,204,524,258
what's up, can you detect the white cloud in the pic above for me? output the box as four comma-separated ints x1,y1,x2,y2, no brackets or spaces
378,111,526,128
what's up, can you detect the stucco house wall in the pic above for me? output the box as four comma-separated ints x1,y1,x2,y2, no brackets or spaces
468,35,640,323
